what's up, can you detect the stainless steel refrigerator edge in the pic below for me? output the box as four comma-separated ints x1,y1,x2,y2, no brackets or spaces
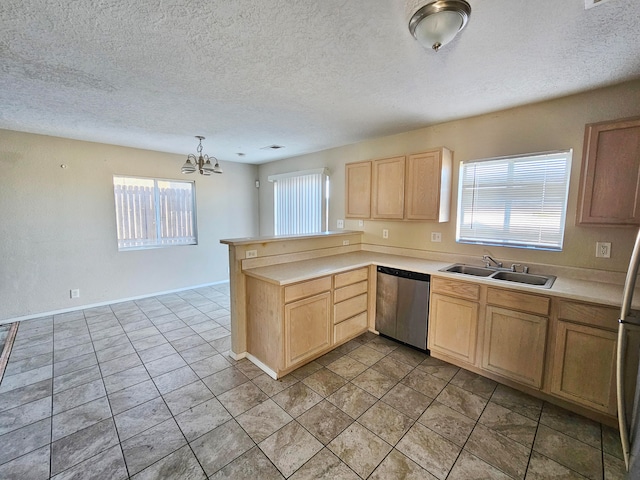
617,227,640,476
375,266,430,350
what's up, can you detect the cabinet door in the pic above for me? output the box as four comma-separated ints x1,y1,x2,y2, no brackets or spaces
405,149,452,222
284,292,332,369
371,156,405,219
482,307,548,388
345,161,371,218
577,117,640,225
550,321,617,414
429,293,478,364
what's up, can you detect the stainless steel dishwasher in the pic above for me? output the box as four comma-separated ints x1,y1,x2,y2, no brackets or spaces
375,266,430,350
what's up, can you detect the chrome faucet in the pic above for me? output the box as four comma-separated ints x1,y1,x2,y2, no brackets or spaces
510,264,521,272
482,255,502,268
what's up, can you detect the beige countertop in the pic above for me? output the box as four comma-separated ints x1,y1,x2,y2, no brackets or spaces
243,250,634,310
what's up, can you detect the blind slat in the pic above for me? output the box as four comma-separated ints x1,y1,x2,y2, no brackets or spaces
274,172,327,235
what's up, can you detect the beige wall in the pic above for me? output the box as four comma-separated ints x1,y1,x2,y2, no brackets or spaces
258,80,640,273
0,130,259,320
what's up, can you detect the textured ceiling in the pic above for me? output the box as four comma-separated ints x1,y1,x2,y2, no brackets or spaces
1,0,639,164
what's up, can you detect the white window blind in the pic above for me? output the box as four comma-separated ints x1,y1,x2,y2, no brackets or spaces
456,150,571,251
271,169,329,235
113,176,197,250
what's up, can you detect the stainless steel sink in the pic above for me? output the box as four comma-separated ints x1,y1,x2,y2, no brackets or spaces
442,264,494,277
440,264,556,289
490,271,556,288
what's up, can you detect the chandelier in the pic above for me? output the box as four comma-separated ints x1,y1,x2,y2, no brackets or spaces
181,136,223,176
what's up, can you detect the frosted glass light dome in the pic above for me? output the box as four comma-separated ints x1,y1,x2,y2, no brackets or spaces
408,0,471,52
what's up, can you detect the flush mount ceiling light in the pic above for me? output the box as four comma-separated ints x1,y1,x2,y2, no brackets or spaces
409,0,471,52
181,136,222,176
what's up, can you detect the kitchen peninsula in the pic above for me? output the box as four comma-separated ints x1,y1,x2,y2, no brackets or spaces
222,231,640,426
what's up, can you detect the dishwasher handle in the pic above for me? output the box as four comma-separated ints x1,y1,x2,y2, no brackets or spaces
377,266,430,282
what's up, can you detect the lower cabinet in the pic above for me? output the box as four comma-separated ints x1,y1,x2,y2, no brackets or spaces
428,278,479,365
284,292,332,369
549,302,618,414
246,267,370,377
482,306,548,388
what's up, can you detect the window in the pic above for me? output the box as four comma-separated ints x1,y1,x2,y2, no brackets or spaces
113,176,197,250
456,150,572,251
269,168,329,235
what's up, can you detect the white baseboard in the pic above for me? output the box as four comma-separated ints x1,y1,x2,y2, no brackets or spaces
0,280,229,326
229,350,247,361
246,353,278,380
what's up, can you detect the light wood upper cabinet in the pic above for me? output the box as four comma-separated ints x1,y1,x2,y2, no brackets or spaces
405,148,452,222
577,116,640,225
345,161,371,219
372,156,406,219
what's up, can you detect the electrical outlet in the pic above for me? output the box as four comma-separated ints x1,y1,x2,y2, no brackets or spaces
358,220,364,227
337,219,344,229
70,289,80,299
245,249,258,259
431,232,442,243
596,242,611,258
382,229,389,239
343,240,350,246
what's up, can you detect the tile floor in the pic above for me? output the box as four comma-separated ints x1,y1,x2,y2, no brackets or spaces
0,283,628,479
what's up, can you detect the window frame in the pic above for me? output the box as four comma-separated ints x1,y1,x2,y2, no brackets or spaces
113,175,198,251
456,150,572,252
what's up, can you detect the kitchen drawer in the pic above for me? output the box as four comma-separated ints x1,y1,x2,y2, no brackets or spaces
334,293,367,324
334,268,368,289
557,300,618,331
334,312,368,343
487,288,549,316
284,276,332,304
431,277,480,301
334,280,368,303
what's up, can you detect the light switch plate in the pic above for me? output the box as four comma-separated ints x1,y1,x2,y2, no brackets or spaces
246,249,258,259
337,219,344,229
382,229,389,239
431,232,442,243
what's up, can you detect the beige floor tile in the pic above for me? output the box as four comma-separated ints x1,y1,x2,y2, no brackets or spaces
347,345,386,366
217,382,268,416
236,399,293,443
302,368,347,397
436,384,488,420
370,449,437,480
396,422,460,480
540,403,601,449
526,451,588,480
533,424,603,480
358,401,414,445
208,446,284,480
387,346,427,367
479,401,538,448
297,400,353,445
402,369,448,398
326,356,368,380
604,452,626,480
465,424,530,480
289,361,323,380
259,421,323,477
370,356,414,381
289,448,358,480
328,422,392,478
449,368,498,399
351,368,397,398
272,382,323,418
491,384,543,421
418,364,460,382
449,450,513,480
381,383,433,420
327,383,378,419
418,401,476,447
252,373,298,397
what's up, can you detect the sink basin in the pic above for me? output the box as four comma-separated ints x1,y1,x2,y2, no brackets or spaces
491,271,556,288
440,264,556,288
441,264,494,277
